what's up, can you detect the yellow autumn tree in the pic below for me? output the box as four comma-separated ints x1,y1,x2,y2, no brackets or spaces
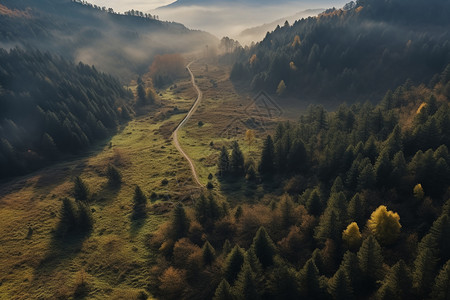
245,129,255,149
342,222,362,251
292,35,301,47
277,80,286,96
367,205,401,245
413,183,424,200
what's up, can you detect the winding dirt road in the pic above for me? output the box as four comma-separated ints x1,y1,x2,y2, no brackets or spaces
172,61,204,188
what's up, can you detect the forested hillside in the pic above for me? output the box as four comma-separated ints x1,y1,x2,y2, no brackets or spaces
0,48,133,179
228,0,450,101
0,0,216,78
148,64,450,299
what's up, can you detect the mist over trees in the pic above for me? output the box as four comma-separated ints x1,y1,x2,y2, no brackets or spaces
227,0,450,101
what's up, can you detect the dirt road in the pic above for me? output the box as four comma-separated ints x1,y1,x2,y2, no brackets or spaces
172,61,204,188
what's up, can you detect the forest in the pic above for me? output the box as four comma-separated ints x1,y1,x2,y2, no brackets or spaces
228,0,450,101
0,48,133,178
144,63,450,299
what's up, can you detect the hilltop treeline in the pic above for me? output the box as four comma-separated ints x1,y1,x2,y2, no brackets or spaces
147,66,450,299
228,0,450,101
0,48,133,178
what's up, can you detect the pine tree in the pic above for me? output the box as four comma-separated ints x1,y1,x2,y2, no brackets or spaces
202,241,216,265
132,185,147,220
357,162,376,190
77,201,93,233
251,227,276,268
218,146,230,176
74,176,89,202
213,279,233,300
328,268,353,300
233,262,261,300
383,125,402,159
429,214,450,263
245,247,263,276
280,195,295,229
223,245,245,284
431,260,450,300
299,259,322,299
357,235,384,290
230,141,245,175
413,234,438,297
106,164,122,187
57,197,78,236
347,193,365,226
377,260,412,300
287,139,307,173
172,203,189,241
331,176,344,194
222,239,232,255
339,251,360,293
306,189,322,216
374,150,392,188
315,209,342,243
259,135,275,175
268,265,300,299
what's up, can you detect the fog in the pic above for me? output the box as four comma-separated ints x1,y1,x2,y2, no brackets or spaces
88,0,348,44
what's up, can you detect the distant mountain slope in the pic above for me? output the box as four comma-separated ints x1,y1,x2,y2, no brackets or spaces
229,0,450,101
238,9,324,44
0,0,217,78
159,0,337,8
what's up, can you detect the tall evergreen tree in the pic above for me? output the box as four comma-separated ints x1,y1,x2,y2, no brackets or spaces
230,141,245,175
172,203,189,241
299,259,322,299
328,268,353,300
357,236,384,290
259,135,275,175
218,146,230,176
233,262,261,300
251,227,276,268
213,279,233,300
306,188,322,216
57,197,78,236
132,185,147,219
202,241,216,266
74,176,89,202
431,260,450,300
376,260,412,300
224,245,245,284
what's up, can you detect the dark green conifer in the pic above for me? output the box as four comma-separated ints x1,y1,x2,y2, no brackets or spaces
357,236,384,290
251,227,276,268
74,176,89,202
213,279,233,300
223,245,245,284
259,135,275,175
202,241,216,265
172,203,189,240
132,185,147,219
431,260,450,300
328,268,353,300
218,146,230,176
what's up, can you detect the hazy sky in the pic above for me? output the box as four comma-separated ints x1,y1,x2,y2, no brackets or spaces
88,0,174,12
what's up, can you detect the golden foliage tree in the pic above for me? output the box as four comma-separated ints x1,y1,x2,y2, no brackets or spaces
159,267,187,300
367,205,401,245
342,222,362,251
413,183,424,200
276,80,286,96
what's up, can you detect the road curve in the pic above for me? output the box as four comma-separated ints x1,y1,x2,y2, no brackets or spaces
172,61,204,188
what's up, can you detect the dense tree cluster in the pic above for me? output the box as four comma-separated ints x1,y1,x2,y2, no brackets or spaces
228,0,450,101
149,66,449,299
0,48,133,178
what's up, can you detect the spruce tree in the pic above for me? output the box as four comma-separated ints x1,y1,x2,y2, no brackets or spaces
218,146,230,176
268,265,301,299
328,268,353,300
233,262,261,300
315,209,342,243
431,260,450,300
202,241,216,265
374,150,392,188
306,189,322,216
259,135,275,175
339,251,360,293
347,193,365,226
77,201,93,233
377,260,412,300
172,203,189,240
213,279,233,300
357,235,384,290
106,164,122,187
251,227,276,268
223,245,245,284
74,176,89,202
230,141,245,175
413,234,438,297
132,185,147,220
299,259,322,299
57,197,78,236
